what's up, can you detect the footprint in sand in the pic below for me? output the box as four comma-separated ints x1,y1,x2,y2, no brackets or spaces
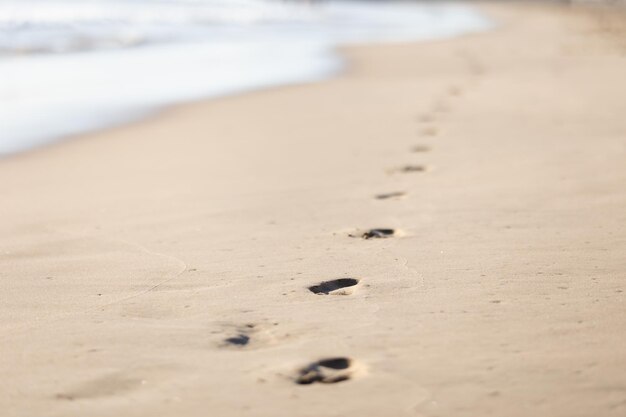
221,323,256,348
220,322,286,349
308,278,359,295
224,333,251,347
411,145,431,153
448,85,463,97
375,191,406,200
396,165,427,173
432,100,450,114
419,126,438,137
295,357,356,385
417,113,435,123
349,228,396,240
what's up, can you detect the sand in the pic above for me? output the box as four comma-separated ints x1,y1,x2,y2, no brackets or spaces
1,2,625,416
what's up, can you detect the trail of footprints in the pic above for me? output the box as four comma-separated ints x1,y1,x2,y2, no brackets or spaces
55,82,466,402
52,65,481,401
216,81,469,387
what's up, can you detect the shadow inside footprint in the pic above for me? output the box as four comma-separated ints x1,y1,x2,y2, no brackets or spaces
361,228,395,239
296,357,353,385
400,165,426,173
375,191,406,200
224,334,250,346
309,278,359,295
221,323,257,348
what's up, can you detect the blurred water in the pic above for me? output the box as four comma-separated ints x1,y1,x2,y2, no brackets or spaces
0,0,491,155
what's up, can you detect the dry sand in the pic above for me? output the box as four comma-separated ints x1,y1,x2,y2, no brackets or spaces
1,2,625,416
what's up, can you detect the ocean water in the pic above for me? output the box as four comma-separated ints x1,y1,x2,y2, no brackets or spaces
0,0,490,155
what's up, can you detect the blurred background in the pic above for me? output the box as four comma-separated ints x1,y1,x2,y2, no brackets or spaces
0,0,491,155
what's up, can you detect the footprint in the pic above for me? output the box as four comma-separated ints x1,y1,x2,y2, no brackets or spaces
419,127,438,137
308,278,359,295
417,114,435,123
375,191,406,200
432,101,450,113
351,228,395,239
224,334,251,347
448,85,463,96
411,145,430,153
362,228,395,239
218,321,296,349
220,323,267,348
398,165,427,173
295,357,354,385
222,323,255,348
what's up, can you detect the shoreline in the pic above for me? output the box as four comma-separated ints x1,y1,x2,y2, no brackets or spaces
0,1,489,157
2,2,626,417
1,0,617,161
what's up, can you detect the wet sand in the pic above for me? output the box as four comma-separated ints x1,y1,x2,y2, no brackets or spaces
1,2,625,416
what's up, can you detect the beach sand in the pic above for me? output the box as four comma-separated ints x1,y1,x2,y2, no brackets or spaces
1,2,625,416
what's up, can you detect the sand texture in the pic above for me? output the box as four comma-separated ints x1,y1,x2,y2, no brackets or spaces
1,3,625,416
